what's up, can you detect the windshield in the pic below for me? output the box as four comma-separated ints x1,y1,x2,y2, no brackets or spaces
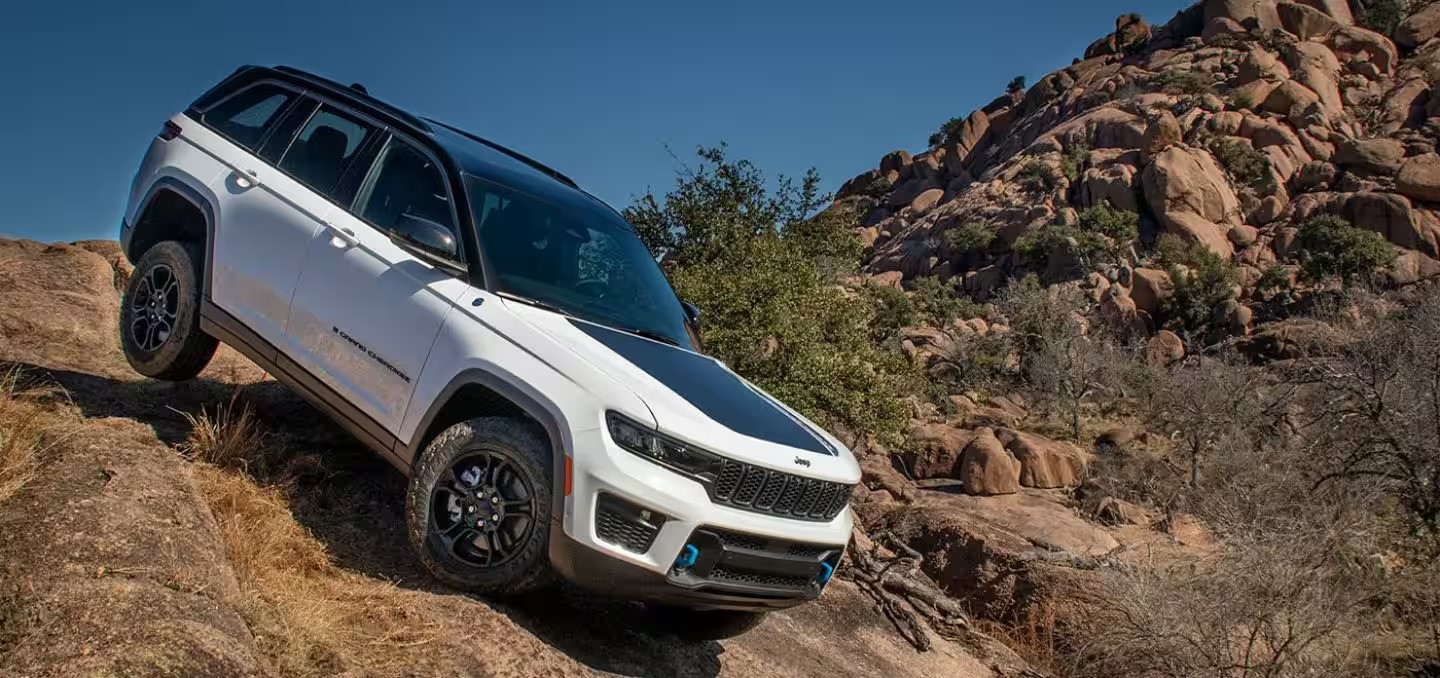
465,175,695,351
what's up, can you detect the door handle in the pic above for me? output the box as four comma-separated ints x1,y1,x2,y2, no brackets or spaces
232,168,262,189
326,223,360,247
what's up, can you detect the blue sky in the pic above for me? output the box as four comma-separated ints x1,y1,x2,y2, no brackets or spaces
0,0,1191,243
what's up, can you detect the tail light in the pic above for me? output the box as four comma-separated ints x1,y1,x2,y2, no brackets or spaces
158,121,182,141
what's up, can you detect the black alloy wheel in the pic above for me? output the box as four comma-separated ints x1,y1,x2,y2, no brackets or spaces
429,450,538,569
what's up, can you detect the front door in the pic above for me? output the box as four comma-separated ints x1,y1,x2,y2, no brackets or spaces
285,133,471,434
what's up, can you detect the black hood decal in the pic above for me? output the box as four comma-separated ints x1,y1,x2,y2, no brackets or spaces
570,320,834,456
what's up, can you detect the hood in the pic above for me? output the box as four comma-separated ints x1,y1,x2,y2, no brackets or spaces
503,300,857,478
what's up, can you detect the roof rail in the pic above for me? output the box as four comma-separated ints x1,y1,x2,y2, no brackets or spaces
425,118,579,189
272,65,432,133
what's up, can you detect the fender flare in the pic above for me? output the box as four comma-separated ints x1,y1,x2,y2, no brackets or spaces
129,176,219,294
401,367,571,520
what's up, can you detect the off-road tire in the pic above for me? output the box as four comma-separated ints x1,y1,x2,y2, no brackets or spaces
406,417,556,594
120,240,217,381
647,605,769,641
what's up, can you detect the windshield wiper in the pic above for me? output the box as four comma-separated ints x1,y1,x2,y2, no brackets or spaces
621,327,680,347
495,291,569,316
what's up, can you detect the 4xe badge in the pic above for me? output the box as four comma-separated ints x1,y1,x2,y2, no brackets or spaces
793,456,811,468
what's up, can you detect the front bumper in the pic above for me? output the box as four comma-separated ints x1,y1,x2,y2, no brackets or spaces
550,425,852,611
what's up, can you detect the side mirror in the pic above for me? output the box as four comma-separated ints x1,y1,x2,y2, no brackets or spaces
681,300,701,328
396,213,459,260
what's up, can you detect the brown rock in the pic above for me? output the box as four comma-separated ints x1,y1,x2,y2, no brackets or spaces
1278,1,1342,40
909,188,945,215
1204,0,1281,32
1130,267,1172,315
960,429,1022,496
861,454,917,503
1080,163,1140,211
1218,299,1254,335
1095,427,1141,452
1229,224,1261,246
1143,145,1242,225
1202,17,1248,44
1295,0,1353,24
1388,250,1440,285
1237,47,1290,86
1142,110,1183,163
1397,154,1440,204
1397,2,1440,50
1294,160,1337,192
880,150,913,176
1094,496,1151,526
1261,79,1322,119
1343,192,1436,255
1326,26,1398,76
996,429,1091,490
1146,329,1186,366
1168,211,1238,259
1252,195,1287,226
1333,138,1406,176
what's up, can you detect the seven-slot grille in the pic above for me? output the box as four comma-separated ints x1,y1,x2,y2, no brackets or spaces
711,459,852,521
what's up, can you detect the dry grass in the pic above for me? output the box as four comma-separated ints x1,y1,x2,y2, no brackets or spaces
0,366,66,504
184,390,439,676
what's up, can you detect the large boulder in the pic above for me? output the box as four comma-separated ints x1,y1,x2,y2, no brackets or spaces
1142,145,1241,224
1141,110,1183,163
1145,329,1186,366
1333,137,1406,176
904,422,977,480
944,111,991,173
1326,26,1398,76
1237,46,1291,85
1204,0,1281,32
960,429,1022,496
1397,2,1440,50
1388,250,1440,285
996,429,1091,490
1130,267,1172,315
1343,192,1438,256
1397,154,1440,204
909,188,945,215
1080,163,1140,212
880,150,914,176
0,240,130,379
1295,0,1353,25
1278,1,1343,40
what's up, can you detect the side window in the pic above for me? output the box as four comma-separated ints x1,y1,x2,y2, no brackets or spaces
201,84,295,151
355,137,460,260
277,105,376,200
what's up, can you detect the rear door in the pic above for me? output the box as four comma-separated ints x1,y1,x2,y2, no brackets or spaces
202,87,378,352
285,132,470,433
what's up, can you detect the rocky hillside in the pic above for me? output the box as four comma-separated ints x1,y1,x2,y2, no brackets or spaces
837,0,1440,316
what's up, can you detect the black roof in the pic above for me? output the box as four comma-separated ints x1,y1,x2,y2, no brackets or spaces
250,65,617,219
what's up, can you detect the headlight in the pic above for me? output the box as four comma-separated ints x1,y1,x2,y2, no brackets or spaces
606,413,724,480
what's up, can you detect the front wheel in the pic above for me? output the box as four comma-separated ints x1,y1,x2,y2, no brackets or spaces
647,605,769,641
119,240,217,380
406,417,555,594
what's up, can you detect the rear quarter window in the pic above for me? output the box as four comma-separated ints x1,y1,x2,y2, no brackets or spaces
200,83,296,152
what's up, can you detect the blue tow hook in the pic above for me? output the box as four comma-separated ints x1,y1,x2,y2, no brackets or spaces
675,544,700,569
817,561,835,585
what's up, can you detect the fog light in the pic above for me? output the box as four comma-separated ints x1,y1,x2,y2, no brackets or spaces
675,544,700,569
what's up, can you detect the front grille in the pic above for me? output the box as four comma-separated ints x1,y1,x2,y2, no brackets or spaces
710,566,814,591
707,527,841,559
709,528,769,551
711,459,852,521
594,494,662,554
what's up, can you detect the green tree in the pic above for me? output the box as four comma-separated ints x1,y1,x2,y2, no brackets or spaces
1008,76,1027,95
625,146,914,435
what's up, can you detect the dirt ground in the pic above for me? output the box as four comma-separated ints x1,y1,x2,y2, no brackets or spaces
0,238,1012,677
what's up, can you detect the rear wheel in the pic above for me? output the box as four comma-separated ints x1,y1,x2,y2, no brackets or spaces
119,240,217,380
647,605,769,641
406,417,555,594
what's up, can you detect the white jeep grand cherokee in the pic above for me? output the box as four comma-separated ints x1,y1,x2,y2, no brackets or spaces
119,65,859,639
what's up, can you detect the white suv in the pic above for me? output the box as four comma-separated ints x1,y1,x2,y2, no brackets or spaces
119,65,859,639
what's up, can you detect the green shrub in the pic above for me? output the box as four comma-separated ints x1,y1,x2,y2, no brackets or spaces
930,116,967,148
1155,69,1214,97
1062,139,1091,183
1209,137,1274,192
1296,216,1396,285
1077,204,1140,244
1255,265,1292,295
1357,0,1435,35
1008,75,1027,96
1018,161,1059,194
944,221,997,253
909,276,982,325
1158,236,1238,331
1230,92,1256,111
1015,224,1112,274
